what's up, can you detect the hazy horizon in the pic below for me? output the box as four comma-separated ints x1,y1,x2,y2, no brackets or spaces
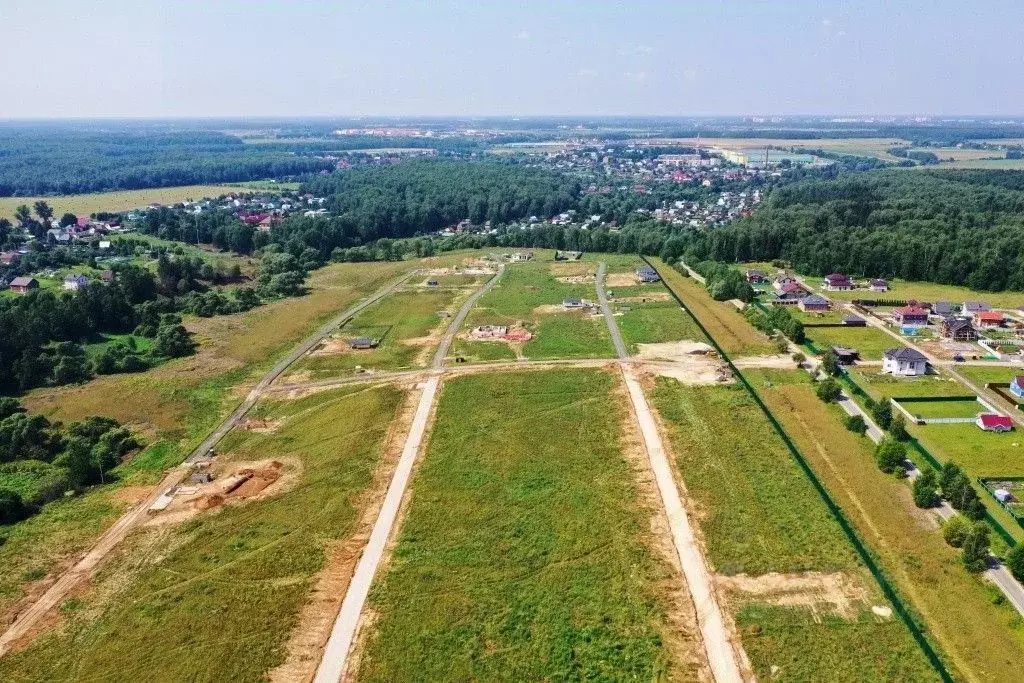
3,0,1023,119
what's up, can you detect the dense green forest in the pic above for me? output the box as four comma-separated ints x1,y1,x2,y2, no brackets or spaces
0,129,332,196
679,170,1024,291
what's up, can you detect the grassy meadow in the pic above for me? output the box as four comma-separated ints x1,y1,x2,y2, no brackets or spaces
804,325,904,360
651,377,937,680
0,383,404,681
357,369,704,681
755,374,1024,680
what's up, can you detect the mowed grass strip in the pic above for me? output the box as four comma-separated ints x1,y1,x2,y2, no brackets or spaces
651,258,776,356
805,325,903,360
0,383,405,682
357,369,699,681
755,378,1024,681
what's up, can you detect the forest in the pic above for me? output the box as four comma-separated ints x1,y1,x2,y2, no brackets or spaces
678,170,1024,291
0,128,332,196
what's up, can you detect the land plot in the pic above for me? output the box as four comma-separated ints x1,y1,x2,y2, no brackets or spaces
4,260,410,620
616,298,706,351
849,370,971,399
791,308,849,324
652,258,776,356
0,383,405,682
287,287,464,379
647,137,909,162
651,377,937,680
799,275,1024,309
457,261,615,360
914,423,1024,479
756,377,1024,680
356,369,703,681
893,397,985,420
805,326,901,360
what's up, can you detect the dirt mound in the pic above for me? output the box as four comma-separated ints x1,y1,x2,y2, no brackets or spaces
606,272,640,287
637,341,715,361
636,341,731,385
718,571,875,621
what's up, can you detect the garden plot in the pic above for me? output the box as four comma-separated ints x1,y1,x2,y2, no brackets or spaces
0,383,406,682
354,369,707,681
804,325,902,361
891,395,992,423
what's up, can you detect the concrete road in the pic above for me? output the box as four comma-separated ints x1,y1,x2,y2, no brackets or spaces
596,263,743,682
313,375,439,683
0,270,417,657
432,264,504,369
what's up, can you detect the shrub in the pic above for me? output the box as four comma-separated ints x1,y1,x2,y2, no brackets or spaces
1006,544,1024,582
844,414,867,435
912,469,939,508
943,515,970,548
889,413,909,441
875,438,907,474
962,522,991,573
815,378,841,403
0,489,29,525
871,400,893,430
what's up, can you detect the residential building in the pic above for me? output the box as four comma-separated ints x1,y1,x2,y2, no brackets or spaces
823,273,855,291
776,281,810,300
892,304,930,325
799,294,831,312
882,347,929,376
63,274,89,291
509,251,534,262
977,414,1013,432
833,346,860,364
963,301,991,314
869,279,889,292
940,316,978,342
8,276,38,294
636,265,660,283
933,301,954,316
563,297,587,309
975,310,1005,328
1010,376,1024,400
744,269,768,284
843,315,867,327
348,337,377,350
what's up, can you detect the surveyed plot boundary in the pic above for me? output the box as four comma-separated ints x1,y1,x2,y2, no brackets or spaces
643,256,955,683
0,268,420,658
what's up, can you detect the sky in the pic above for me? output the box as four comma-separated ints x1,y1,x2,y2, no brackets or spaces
2,0,1024,118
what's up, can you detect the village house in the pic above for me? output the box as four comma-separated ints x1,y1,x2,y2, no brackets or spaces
823,273,855,291
636,265,660,283
933,301,954,316
1010,376,1024,400
963,301,991,314
744,269,768,284
773,274,798,293
774,281,810,303
843,315,867,327
8,276,38,294
833,346,860,364
799,294,831,313
869,279,889,292
509,251,534,262
892,304,930,326
348,337,377,350
940,316,979,342
975,310,1005,328
563,297,590,310
882,347,929,376
977,414,1013,432
63,274,89,291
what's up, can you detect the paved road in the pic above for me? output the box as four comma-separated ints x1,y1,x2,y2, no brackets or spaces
313,375,439,683
596,263,629,360
596,263,743,683
432,264,505,369
0,270,418,657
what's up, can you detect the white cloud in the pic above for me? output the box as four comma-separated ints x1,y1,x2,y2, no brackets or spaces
616,44,654,57
516,30,530,41
575,68,599,78
822,18,832,27
624,71,648,82
683,68,698,82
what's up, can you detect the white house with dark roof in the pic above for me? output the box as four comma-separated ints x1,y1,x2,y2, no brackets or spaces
882,347,928,376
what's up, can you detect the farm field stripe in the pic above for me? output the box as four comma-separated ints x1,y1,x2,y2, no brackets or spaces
313,375,439,683
432,263,505,368
596,261,744,683
643,256,955,683
0,269,417,657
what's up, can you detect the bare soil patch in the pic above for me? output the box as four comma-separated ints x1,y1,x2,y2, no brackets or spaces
309,337,352,356
614,292,672,303
240,418,282,433
607,272,640,287
636,341,732,385
556,274,596,284
549,262,592,277
112,486,156,506
718,571,875,621
731,355,798,370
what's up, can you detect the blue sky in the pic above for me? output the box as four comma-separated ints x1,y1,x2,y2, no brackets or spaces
2,0,1023,118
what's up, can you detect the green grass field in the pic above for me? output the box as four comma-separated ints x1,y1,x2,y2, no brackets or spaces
805,326,903,360
0,184,279,221
651,377,938,680
285,286,464,379
357,369,703,681
849,370,972,399
755,376,1024,680
894,397,984,420
615,299,706,351
0,383,405,681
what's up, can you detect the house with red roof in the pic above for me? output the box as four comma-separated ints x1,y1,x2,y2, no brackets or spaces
977,413,1013,432
1010,376,1024,400
893,305,930,325
975,310,1005,328
824,273,855,291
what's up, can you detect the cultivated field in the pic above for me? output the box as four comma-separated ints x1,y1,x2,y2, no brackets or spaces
651,377,936,680
640,137,909,162
756,375,1024,680
0,383,405,681
0,184,279,221
652,259,776,356
356,369,706,680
